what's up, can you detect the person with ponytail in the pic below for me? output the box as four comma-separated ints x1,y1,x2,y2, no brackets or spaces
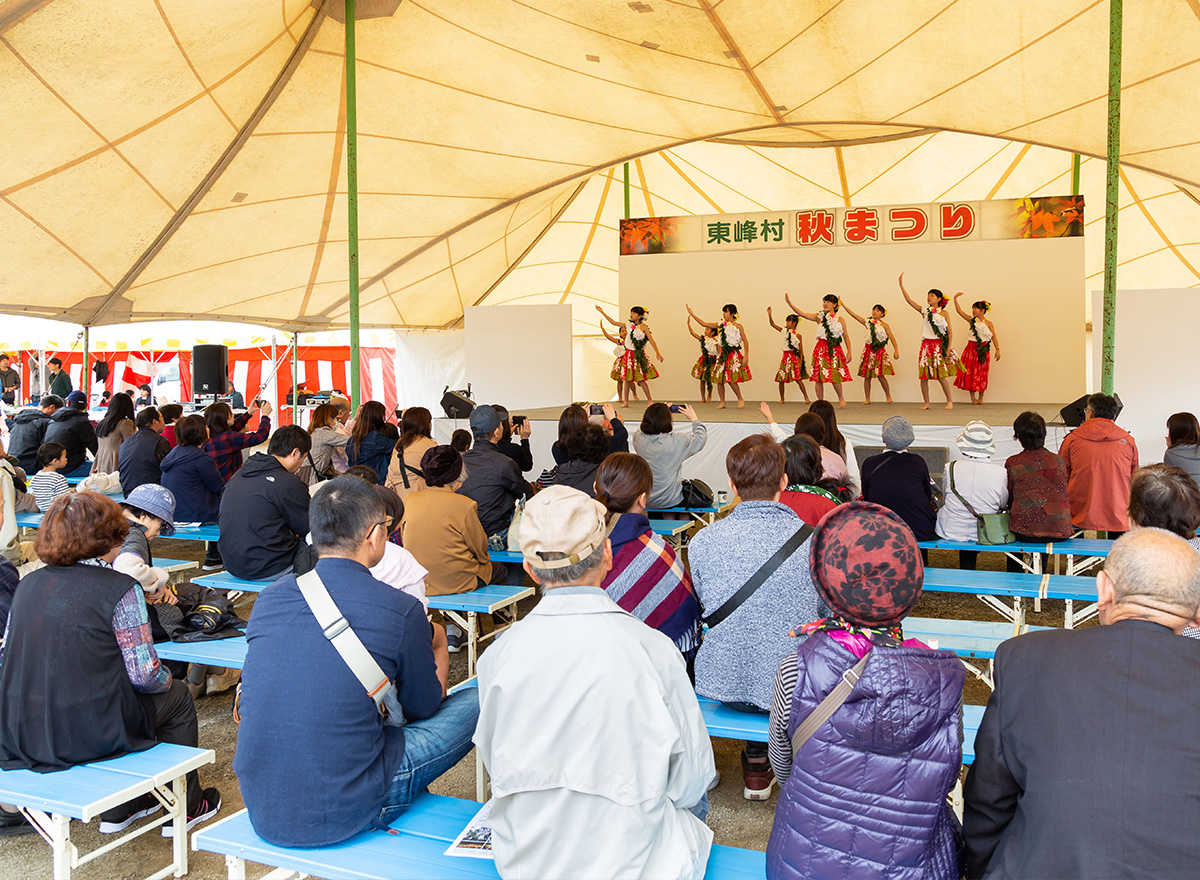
840,301,900,405
686,303,751,408
594,453,701,662
898,273,961,410
952,293,1001,405
596,304,664,407
785,293,852,408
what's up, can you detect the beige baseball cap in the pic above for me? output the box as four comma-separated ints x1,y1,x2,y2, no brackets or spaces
519,485,608,569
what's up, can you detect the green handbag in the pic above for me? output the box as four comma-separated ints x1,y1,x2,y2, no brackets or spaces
948,462,1015,545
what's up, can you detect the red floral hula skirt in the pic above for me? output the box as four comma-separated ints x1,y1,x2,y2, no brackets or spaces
692,355,718,383
917,339,960,381
812,340,851,383
721,349,752,384
613,349,659,382
954,341,990,393
774,350,808,383
858,344,894,379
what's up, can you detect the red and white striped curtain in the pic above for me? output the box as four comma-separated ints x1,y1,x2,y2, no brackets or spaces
227,346,397,424
17,350,192,403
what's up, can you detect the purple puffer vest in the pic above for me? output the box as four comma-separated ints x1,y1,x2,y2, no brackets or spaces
766,631,966,880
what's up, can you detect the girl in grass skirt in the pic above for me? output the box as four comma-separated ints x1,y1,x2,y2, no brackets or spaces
600,322,640,404
785,292,852,408
841,301,900,405
597,305,663,407
898,273,960,410
766,307,810,403
952,293,1001,405
686,303,751,408
687,317,720,403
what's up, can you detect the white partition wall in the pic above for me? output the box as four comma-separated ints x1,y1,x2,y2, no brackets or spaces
465,304,573,410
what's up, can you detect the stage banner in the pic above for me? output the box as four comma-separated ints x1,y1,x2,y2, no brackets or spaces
619,196,1084,255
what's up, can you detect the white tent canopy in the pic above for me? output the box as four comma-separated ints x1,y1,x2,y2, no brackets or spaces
3,1,1199,332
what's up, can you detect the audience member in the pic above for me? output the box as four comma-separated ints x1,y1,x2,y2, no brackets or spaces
690,434,822,799
385,406,435,501
595,453,702,658
860,416,938,542
160,415,223,525
791,412,849,481
334,469,426,609
809,399,859,485
492,405,534,473
159,403,183,449
43,390,97,478
0,460,21,565
134,384,152,408
1127,464,1200,551
0,556,15,635
458,405,532,543
344,465,404,538
203,400,272,483
30,442,70,512
345,401,393,485
1058,392,1138,535
6,394,60,475
1003,411,1072,572
118,406,171,495
549,423,609,496
235,478,476,847
551,403,629,464
225,380,244,410
766,502,965,880
217,425,313,581
631,402,707,509
46,357,71,399
778,434,842,525
1162,411,1200,485
99,391,112,408
963,528,1200,877
937,421,1008,570
304,403,351,483
94,392,136,475
0,355,17,407
0,492,219,836
475,485,716,879
450,429,471,454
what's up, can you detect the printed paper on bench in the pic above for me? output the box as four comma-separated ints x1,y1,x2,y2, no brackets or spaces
444,800,495,860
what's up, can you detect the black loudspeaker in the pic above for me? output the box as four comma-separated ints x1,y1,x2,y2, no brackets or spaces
1060,392,1122,427
440,387,474,419
193,345,229,396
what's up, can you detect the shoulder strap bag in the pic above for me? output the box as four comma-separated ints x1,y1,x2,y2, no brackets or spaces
296,569,407,726
948,462,1014,545
790,653,870,756
702,522,814,628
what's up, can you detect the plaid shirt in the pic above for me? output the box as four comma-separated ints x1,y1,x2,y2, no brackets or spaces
204,412,271,483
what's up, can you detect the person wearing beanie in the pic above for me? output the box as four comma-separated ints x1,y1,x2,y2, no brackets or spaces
401,445,508,652
860,415,938,542
937,420,1009,569
765,502,966,880
457,404,533,542
475,486,716,880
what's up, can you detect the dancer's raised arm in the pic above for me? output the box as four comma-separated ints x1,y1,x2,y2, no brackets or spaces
897,273,922,313
595,304,623,327
840,301,867,327
686,317,703,341
599,322,621,345
686,304,718,329
952,292,973,323
784,293,819,322
766,307,783,332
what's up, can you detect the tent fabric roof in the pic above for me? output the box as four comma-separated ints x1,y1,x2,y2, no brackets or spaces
2,0,1199,331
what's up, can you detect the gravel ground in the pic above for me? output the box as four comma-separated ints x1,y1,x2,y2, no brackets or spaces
0,541,1095,878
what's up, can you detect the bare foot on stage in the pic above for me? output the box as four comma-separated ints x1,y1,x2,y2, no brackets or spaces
862,400,871,405
737,401,745,409
716,403,726,409
620,402,629,408
885,397,894,404
838,400,847,408
944,402,954,410
920,403,931,411
778,399,786,405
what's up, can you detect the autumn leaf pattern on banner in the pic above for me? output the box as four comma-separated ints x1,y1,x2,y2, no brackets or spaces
619,217,682,254
1011,195,1084,239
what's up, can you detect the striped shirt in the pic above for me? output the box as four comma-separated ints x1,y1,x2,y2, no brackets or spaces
29,470,69,512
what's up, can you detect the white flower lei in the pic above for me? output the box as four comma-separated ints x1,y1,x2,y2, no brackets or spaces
867,317,889,347
625,321,647,350
820,312,844,341
703,337,720,358
720,320,743,350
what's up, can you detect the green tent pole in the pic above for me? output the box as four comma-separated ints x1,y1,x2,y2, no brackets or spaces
1071,154,1081,197
623,162,630,219
345,0,361,411
1101,0,1122,395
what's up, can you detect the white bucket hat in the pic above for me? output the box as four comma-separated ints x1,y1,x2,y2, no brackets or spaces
956,420,996,459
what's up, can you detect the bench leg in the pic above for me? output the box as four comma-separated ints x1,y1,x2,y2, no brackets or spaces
170,773,188,877
225,855,247,880
1064,599,1074,629
466,611,478,679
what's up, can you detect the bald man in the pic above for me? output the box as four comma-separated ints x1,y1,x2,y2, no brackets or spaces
963,528,1200,879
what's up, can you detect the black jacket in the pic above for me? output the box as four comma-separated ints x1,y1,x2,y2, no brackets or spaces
963,619,1200,878
496,436,534,473
7,409,51,475
117,427,171,495
457,440,532,537
218,453,310,581
42,407,98,474
548,459,601,497
860,451,937,541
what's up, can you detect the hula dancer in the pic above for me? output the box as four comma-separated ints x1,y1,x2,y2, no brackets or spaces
686,303,751,409
841,301,900,405
597,305,663,407
599,322,640,403
766,307,810,404
898,273,959,410
785,292,852,408
687,317,720,403
952,293,1001,405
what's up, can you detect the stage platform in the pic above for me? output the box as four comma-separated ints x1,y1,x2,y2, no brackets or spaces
434,400,1073,493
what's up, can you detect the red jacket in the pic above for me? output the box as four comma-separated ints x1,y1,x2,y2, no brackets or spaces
1059,418,1138,532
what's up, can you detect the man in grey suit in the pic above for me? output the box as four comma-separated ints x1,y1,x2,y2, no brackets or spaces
963,527,1200,878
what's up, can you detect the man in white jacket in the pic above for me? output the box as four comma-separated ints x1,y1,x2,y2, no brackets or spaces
475,485,717,880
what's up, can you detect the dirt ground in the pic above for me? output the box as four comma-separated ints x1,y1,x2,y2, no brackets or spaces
0,542,1092,879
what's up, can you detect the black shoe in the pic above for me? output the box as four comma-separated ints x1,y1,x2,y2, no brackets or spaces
162,788,220,837
99,794,161,834
0,808,35,837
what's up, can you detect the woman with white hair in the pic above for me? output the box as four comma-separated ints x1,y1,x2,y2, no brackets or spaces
937,420,1009,570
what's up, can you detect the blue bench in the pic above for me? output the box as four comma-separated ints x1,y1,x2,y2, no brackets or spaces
905,616,1052,687
192,792,766,880
0,743,214,879
155,636,247,669
14,512,219,543
922,566,1099,626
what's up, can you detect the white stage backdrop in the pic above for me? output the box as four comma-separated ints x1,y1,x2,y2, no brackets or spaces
1092,289,1196,465
466,305,572,410
619,198,1085,405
